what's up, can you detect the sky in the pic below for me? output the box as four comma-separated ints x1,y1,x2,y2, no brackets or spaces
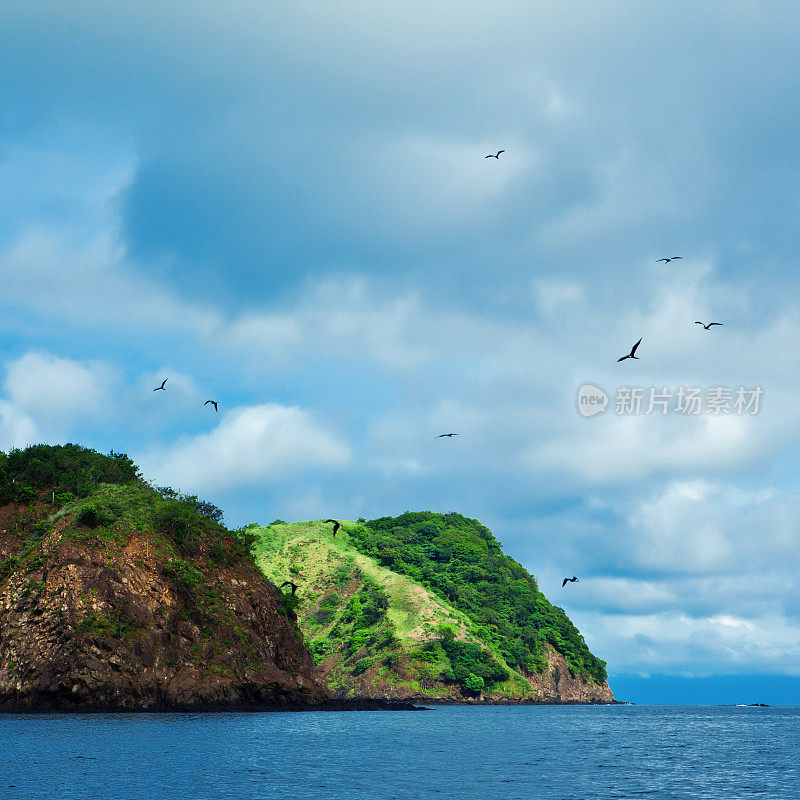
1,0,799,704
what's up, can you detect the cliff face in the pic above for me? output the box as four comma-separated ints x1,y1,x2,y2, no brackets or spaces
332,643,614,704
0,497,328,711
523,645,614,703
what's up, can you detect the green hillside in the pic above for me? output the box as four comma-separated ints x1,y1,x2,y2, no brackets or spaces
251,513,608,700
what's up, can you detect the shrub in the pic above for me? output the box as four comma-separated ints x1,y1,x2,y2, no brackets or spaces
311,639,332,664
333,563,353,586
155,487,224,523
313,606,336,625
0,557,18,582
15,486,37,503
209,538,229,565
231,525,258,559
383,652,398,668
279,592,302,616
440,632,509,690
77,504,116,528
440,666,456,682
351,657,373,676
163,559,203,593
462,673,485,694
156,501,202,554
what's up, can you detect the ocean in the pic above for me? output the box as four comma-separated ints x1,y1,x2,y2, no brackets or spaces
2,705,798,799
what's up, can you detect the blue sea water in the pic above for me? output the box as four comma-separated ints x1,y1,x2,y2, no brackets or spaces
2,705,798,800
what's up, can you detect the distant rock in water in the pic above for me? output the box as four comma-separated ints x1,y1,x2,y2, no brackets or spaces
0,445,328,711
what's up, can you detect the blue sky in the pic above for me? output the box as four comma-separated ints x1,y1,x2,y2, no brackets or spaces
2,1,800,703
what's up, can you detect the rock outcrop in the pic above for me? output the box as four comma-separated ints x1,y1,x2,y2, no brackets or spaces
322,643,614,705
0,499,329,711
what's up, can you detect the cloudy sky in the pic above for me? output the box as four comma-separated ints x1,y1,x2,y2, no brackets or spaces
2,1,799,703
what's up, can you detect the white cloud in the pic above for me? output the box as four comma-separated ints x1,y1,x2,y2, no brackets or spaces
576,609,800,677
0,352,117,447
0,230,221,340
0,401,39,451
141,403,351,492
4,352,110,422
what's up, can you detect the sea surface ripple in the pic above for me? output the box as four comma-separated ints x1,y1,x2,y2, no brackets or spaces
2,704,798,799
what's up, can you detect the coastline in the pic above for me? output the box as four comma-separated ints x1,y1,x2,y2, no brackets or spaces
0,696,628,713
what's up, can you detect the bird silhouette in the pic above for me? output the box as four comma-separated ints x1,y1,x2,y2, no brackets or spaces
695,321,723,330
562,576,579,587
325,519,341,537
280,580,298,595
617,338,642,362
485,150,505,159
655,256,683,263
204,400,219,411
437,433,459,438
153,378,168,392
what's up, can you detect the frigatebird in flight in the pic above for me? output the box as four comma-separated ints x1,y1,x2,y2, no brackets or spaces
280,581,298,595
617,338,642,362
204,400,219,411
325,519,341,537
562,576,579,587
655,256,683,263
695,321,723,330
153,378,168,392
485,150,505,159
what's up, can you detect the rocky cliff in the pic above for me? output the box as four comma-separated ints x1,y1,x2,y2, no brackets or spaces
337,643,614,704
0,480,328,711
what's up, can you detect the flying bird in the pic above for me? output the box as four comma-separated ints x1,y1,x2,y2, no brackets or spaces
655,256,683,263
695,321,723,330
325,519,341,537
485,150,505,159
280,581,298,595
617,338,642,362
204,400,219,411
153,378,168,392
437,433,459,438
562,576,579,587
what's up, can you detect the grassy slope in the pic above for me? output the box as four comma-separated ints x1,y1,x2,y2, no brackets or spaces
251,520,534,698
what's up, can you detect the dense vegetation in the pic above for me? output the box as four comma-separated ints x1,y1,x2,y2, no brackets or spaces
349,511,607,684
0,443,139,504
0,445,253,604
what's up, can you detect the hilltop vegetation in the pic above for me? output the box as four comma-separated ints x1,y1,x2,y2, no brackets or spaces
352,512,607,684
252,517,612,702
0,444,252,590
0,443,139,504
